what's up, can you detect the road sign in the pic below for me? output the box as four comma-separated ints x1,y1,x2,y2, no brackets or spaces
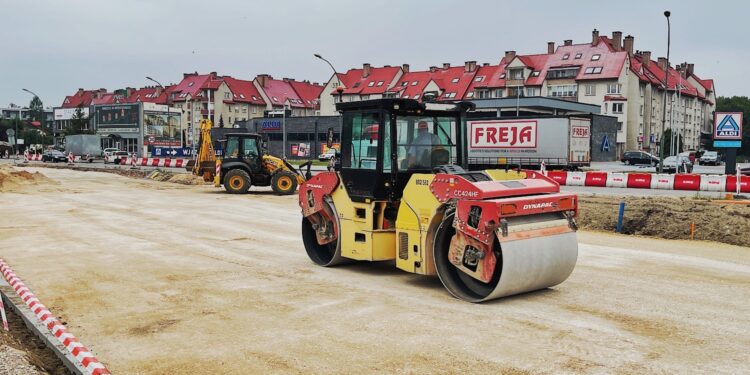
17,139,24,145
714,140,742,148
714,112,743,141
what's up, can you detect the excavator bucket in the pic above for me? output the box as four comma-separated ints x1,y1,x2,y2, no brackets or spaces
432,171,578,302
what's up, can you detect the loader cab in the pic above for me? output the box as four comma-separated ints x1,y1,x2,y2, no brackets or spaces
336,98,471,202
222,133,263,173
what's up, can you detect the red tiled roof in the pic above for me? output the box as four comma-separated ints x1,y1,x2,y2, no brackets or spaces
430,66,477,101
170,73,213,101
90,93,125,105
125,87,169,104
259,77,305,108
388,71,434,100
514,54,550,85
333,66,401,95
288,80,324,109
547,43,627,81
638,58,699,97
61,90,96,108
223,77,265,105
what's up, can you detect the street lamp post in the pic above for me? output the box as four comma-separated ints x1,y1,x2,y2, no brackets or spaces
658,10,671,173
314,53,344,104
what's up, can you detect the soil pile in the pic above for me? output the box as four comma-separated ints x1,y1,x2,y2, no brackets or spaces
146,170,206,185
0,165,57,192
578,196,750,247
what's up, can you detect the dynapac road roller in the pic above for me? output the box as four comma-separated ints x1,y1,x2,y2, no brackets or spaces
299,99,578,302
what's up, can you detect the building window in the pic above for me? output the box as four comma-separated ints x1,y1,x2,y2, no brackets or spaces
606,83,622,94
531,71,540,77
495,89,504,98
499,73,506,79
584,67,603,74
617,121,623,131
640,105,643,116
444,92,456,98
509,69,524,80
639,86,644,97
476,89,489,99
377,81,384,87
585,84,596,96
613,103,624,113
413,94,420,100
368,82,375,87
451,78,459,83
224,92,230,99
466,92,474,98
548,84,578,97
526,87,536,96
575,53,582,59
401,81,408,86
603,103,608,114
474,76,485,82
411,81,418,86
403,95,409,99
591,54,601,61
547,68,579,79
562,53,570,60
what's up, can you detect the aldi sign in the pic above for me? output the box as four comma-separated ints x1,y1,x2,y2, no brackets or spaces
714,112,742,140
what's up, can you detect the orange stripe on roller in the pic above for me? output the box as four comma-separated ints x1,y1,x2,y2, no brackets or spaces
501,225,572,242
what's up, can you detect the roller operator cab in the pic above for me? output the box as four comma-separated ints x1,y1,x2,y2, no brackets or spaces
299,99,579,302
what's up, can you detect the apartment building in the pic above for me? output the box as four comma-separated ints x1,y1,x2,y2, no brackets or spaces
319,30,716,155
253,75,323,117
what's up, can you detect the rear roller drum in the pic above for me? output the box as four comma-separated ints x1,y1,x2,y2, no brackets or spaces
301,199,348,267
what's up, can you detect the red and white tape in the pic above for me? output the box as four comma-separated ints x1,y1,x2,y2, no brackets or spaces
121,157,189,168
546,170,750,193
0,259,110,375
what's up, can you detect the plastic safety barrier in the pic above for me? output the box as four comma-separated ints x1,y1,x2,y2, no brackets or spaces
605,172,627,188
673,174,701,191
699,175,726,192
626,173,652,189
584,171,608,187
546,171,567,185
650,174,674,190
725,176,750,193
565,171,586,186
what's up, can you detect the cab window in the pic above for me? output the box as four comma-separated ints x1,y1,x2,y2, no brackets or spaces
226,138,239,158
385,115,456,171
343,112,380,170
242,137,258,158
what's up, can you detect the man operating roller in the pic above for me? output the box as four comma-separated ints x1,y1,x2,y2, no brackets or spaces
407,120,441,168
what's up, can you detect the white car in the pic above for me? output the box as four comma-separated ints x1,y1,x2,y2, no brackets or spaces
661,155,693,173
699,151,720,166
318,148,338,161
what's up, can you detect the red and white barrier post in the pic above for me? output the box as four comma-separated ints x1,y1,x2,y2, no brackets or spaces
67,152,75,165
0,296,8,331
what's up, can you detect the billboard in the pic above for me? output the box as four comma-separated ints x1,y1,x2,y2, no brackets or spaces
469,120,538,149
713,112,743,148
96,104,139,129
54,107,89,120
143,110,181,147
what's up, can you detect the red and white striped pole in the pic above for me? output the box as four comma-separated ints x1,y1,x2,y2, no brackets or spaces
67,152,75,165
0,297,8,331
214,159,222,187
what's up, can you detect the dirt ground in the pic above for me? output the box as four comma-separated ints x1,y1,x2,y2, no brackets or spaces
0,166,748,374
0,299,67,375
579,196,750,247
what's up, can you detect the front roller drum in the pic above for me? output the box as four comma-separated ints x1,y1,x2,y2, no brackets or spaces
301,199,348,267
434,212,577,302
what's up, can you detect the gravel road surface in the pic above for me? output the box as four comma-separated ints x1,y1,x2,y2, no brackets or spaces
0,167,748,374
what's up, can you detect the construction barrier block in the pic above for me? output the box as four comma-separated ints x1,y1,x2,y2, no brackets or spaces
606,172,627,188
546,171,567,185
650,174,675,190
673,174,701,191
626,173,652,189
699,175,727,192
584,171,608,187
565,171,586,186
725,176,750,193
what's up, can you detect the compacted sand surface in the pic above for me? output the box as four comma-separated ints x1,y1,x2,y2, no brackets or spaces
0,166,748,374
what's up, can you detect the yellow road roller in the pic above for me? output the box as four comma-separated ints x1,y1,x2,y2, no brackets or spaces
298,99,578,302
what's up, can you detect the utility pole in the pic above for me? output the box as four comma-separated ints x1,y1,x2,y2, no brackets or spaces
658,10,671,173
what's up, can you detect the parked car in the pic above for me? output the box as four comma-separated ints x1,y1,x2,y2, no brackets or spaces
660,155,693,173
42,150,68,163
103,147,119,157
699,151,720,165
621,151,659,166
679,150,697,164
111,151,130,165
317,148,338,161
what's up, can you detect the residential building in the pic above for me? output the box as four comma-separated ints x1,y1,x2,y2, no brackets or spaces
319,64,403,115
254,75,324,117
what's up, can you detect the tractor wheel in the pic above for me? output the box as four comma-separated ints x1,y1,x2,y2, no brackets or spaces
271,171,298,195
223,169,251,194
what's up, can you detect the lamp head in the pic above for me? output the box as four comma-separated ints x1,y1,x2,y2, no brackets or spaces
664,10,671,17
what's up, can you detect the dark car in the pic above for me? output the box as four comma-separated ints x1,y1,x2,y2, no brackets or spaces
42,150,68,163
621,151,659,166
660,155,694,174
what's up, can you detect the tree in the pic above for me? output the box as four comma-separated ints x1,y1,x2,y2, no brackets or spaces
661,128,683,156
67,104,90,135
218,114,224,128
716,96,750,156
28,96,45,125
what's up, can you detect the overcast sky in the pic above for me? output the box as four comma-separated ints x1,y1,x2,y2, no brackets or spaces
1,0,747,108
